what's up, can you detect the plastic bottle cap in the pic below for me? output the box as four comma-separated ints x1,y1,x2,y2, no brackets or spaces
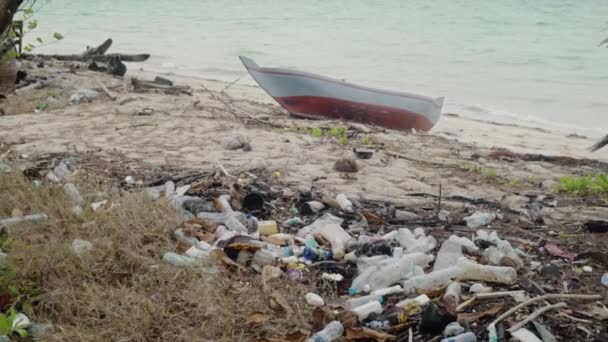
378,296,384,304
348,288,357,296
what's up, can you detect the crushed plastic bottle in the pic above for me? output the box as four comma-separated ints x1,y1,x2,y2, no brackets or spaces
343,294,383,310
336,193,354,212
434,240,464,271
476,230,524,269
404,257,517,292
64,183,84,204
464,212,494,228
296,213,344,238
307,321,344,342
350,253,433,293
350,300,383,321
395,228,437,253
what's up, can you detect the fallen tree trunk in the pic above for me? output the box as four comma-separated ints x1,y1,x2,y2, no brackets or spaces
131,77,192,96
23,52,150,63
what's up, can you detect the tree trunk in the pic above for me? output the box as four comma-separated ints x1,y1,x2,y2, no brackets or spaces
0,0,23,95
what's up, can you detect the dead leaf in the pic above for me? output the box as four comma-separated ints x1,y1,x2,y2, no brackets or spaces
184,218,217,233
194,231,216,243
458,305,504,323
210,249,246,270
284,328,310,342
269,292,293,314
337,310,359,329
363,212,384,225
11,208,23,217
246,311,271,325
346,327,396,341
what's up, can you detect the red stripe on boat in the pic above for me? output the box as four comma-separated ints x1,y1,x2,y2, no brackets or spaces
276,96,435,131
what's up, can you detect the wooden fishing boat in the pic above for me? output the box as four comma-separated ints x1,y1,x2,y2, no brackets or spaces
240,56,444,131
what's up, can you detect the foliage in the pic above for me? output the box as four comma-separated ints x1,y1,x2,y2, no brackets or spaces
0,307,28,337
294,125,350,145
557,174,608,197
462,163,498,179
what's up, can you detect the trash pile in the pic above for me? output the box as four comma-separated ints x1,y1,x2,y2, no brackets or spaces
3,157,607,341
142,170,607,341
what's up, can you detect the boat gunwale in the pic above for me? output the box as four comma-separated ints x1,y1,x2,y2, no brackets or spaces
239,56,444,108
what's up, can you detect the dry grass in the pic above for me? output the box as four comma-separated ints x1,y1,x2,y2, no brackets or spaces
3,88,69,115
0,171,313,341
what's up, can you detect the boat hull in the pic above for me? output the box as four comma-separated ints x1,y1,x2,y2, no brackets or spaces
239,56,443,131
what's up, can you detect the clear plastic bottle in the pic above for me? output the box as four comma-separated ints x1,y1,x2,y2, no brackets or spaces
440,332,477,342
224,215,248,234
343,294,383,310
307,321,344,342
350,300,383,321
162,252,198,267
350,253,433,293
464,212,493,228
371,285,403,296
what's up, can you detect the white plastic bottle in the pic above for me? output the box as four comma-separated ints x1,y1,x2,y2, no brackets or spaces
350,300,383,321
350,253,433,293
371,285,403,296
307,321,344,342
343,294,383,310
336,194,354,212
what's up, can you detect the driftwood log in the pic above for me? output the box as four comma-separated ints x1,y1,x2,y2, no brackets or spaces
131,78,192,96
590,134,608,152
23,38,150,77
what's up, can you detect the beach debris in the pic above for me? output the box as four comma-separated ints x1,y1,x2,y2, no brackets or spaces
532,321,557,342
0,213,48,228
602,273,608,288
464,212,494,228
584,220,608,233
334,157,359,173
443,322,465,337
345,327,395,341
27,322,54,339
64,183,84,204
310,321,344,342
69,89,100,104
544,243,576,261
440,332,476,342
12,313,31,330
305,293,325,307
154,76,173,86
224,135,252,151
71,239,93,254
353,148,373,159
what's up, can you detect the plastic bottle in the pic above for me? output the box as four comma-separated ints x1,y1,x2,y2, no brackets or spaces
64,183,84,204
443,322,465,337
440,332,477,342
162,252,198,267
404,258,516,293
216,194,233,212
448,235,479,251
332,239,345,260
174,229,212,250
393,247,404,258
464,212,493,228
478,231,524,269
434,240,464,271
602,273,608,288
371,285,403,296
350,253,433,293
297,213,344,238
307,321,344,342
343,294,383,310
444,282,462,305
253,249,278,266
396,228,437,253
336,194,354,212
185,246,211,259
258,220,279,236
351,300,383,321
396,294,430,308
224,215,248,234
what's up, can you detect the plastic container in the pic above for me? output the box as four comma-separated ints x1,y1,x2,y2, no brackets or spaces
371,285,403,296
225,215,248,234
350,253,433,293
343,294,383,310
434,240,464,271
440,332,477,342
404,258,517,292
64,183,84,204
305,292,325,307
396,294,430,308
396,228,436,253
162,252,198,267
350,300,383,321
307,321,344,342
336,194,354,212
253,249,278,266
258,220,279,236
464,212,493,228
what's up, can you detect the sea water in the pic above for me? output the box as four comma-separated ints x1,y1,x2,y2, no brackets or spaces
26,0,608,134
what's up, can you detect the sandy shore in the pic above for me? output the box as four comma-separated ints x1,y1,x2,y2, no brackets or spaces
1,63,607,220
